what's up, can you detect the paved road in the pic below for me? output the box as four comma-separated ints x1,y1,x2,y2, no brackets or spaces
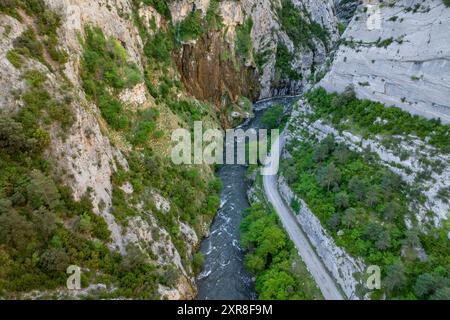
261,134,344,300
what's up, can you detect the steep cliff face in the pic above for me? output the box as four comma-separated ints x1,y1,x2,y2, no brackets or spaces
0,0,344,300
0,0,222,299
320,0,450,123
171,0,340,122
242,0,339,97
169,0,259,127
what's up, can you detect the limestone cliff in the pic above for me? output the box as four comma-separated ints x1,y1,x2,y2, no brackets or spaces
242,0,340,97
320,0,450,123
170,0,340,124
0,0,214,299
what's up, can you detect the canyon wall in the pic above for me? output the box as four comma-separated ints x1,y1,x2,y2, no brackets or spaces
320,0,450,123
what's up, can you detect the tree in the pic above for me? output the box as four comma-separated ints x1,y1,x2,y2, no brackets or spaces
40,248,70,273
257,225,287,258
431,287,450,300
364,223,383,242
401,229,421,248
192,252,205,274
381,171,402,197
261,104,284,129
0,198,12,214
312,135,335,163
27,170,60,210
120,244,146,272
342,208,358,228
348,177,366,201
0,117,36,153
31,207,56,242
328,212,341,230
375,230,391,250
0,211,35,251
316,163,341,191
335,192,349,209
414,273,440,298
256,269,297,300
312,144,328,163
383,201,402,221
330,85,356,110
414,272,450,299
384,262,407,295
245,254,265,275
365,188,380,208
284,164,298,184
364,223,391,250
78,212,93,234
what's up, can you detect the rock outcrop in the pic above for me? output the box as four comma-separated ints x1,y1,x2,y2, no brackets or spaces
320,0,450,123
242,0,340,98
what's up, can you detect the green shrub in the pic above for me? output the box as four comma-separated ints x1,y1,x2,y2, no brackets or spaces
6,50,23,68
192,252,204,274
277,0,329,50
261,104,285,129
283,117,450,299
205,0,223,29
275,43,302,81
13,28,44,62
235,18,253,60
177,10,203,41
142,0,171,19
144,31,173,62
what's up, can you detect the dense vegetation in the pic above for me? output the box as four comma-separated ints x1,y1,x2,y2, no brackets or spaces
282,130,450,299
173,0,223,42
240,109,322,300
306,88,450,153
277,0,330,51
275,43,302,82
235,18,253,61
241,193,322,300
0,62,167,299
141,0,172,19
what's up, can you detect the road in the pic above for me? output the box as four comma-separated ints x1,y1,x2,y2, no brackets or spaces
261,133,344,300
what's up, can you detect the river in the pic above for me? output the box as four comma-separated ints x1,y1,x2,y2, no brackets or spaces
196,97,297,300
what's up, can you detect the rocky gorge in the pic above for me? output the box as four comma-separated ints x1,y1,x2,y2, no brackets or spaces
0,0,448,300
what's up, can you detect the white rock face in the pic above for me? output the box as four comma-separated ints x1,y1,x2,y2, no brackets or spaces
320,0,450,123
138,4,163,33
51,103,129,253
152,191,171,214
0,15,28,113
219,1,244,44
278,176,366,299
119,83,148,107
169,0,211,23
